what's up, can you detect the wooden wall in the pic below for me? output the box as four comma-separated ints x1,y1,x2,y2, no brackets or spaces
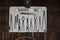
0,0,60,40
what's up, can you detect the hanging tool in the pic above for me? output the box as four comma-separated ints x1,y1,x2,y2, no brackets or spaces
10,14,13,31
26,17,29,31
18,19,20,31
34,16,37,31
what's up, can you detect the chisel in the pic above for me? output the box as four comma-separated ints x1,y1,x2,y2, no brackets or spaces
14,16,16,29
10,14,13,31
39,16,41,25
30,18,32,31
21,16,25,31
14,15,18,29
34,16,37,31
18,19,20,31
26,18,29,31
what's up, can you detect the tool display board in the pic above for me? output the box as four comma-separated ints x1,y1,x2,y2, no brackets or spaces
9,7,47,32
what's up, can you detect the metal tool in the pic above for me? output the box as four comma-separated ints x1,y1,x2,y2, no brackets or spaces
26,18,29,31
39,16,41,25
42,11,45,30
21,16,25,31
21,13,35,15
42,11,45,29
11,14,12,23
30,18,32,27
16,15,18,22
30,18,32,31
14,15,19,29
22,16,25,27
14,16,16,29
18,19,20,31
34,16,37,31
41,11,45,30
10,14,13,31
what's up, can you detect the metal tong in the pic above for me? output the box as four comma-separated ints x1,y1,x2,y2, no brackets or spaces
26,18,29,31
14,15,18,29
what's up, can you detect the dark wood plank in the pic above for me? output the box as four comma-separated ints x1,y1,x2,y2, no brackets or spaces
0,0,60,40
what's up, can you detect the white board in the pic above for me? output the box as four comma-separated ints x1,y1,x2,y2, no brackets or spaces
9,7,47,32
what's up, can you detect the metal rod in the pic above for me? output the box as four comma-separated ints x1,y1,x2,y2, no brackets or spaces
18,19,20,31
39,16,41,25
16,15,18,22
10,14,13,31
30,18,32,28
14,16,16,29
21,13,35,15
34,16,37,31
21,16,25,32
26,18,29,31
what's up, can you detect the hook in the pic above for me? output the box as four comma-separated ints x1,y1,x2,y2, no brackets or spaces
25,0,31,8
